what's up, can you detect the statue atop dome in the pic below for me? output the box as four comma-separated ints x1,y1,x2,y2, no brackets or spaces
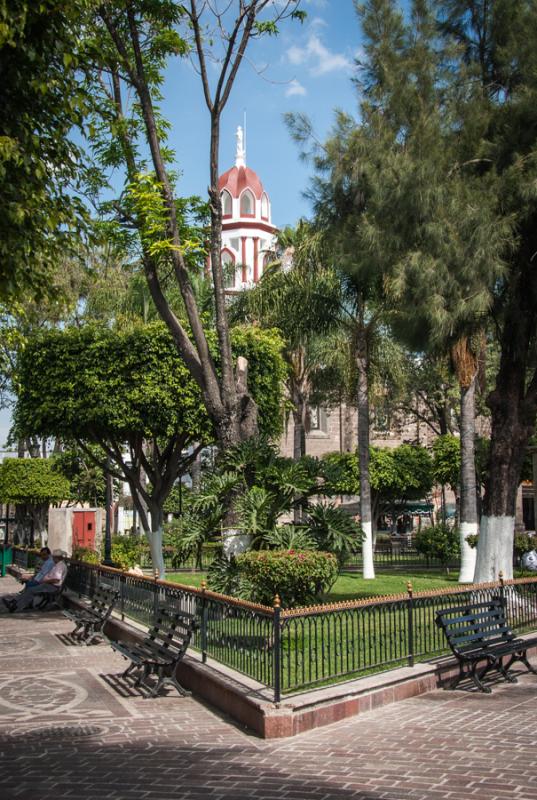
235,125,246,167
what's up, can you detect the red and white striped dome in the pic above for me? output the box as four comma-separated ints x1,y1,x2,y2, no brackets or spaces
218,164,264,199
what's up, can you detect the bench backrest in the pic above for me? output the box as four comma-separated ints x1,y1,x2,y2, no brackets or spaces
90,585,120,619
436,599,514,654
143,607,197,662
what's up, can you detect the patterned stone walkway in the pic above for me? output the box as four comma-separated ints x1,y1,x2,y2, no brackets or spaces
2,575,537,800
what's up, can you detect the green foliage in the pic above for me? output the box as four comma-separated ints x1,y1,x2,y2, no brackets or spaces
15,323,208,442
304,503,362,567
236,550,338,608
321,452,359,495
15,322,285,443
163,513,218,569
263,525,316,552
0,0,89,301
51,444,106,506
72,546,100,564
206,555,244,598
0,458,70,504
414,524,460,567
110,535,144,570
513,533,536,560
322,445,433,520
432,435,460,491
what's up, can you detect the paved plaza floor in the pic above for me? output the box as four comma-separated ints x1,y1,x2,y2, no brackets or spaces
2,576,537,800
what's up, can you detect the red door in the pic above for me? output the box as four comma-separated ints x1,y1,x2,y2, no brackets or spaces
72,511,96,550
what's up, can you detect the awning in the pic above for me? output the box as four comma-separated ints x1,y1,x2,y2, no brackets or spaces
403,502,434,514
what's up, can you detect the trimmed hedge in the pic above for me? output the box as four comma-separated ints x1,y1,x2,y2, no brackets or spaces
236,549,338,608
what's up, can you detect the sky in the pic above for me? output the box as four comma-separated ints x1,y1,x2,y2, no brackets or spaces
161,0,363,227
0,0,365,454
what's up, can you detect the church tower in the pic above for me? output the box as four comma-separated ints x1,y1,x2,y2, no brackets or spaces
218,126,277,290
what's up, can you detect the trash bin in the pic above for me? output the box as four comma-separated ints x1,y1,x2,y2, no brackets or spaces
0,544,13,577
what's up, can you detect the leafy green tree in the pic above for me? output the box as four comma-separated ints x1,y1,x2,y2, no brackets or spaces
322,444,433,537
0,458,70,544
0,1,89,301
51,444,107,507
79,0,304,469
435,0,537,582
14,323,285,575
432,434,461,521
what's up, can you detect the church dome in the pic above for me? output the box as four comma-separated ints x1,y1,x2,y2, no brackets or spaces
218,164,264,200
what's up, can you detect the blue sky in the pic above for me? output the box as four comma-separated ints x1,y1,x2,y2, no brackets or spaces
162,0,362,227
0,0,364,453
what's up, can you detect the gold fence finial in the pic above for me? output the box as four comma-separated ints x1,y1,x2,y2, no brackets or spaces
499,570,504,585
201,580,207,592
407,581,413,597
273,594,281,609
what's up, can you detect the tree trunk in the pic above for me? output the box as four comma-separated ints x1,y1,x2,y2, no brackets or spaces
357,335,375,580
148,503,165,579
190,449,202,492
458,377,478,582
292,408,306,461
474,309,537,581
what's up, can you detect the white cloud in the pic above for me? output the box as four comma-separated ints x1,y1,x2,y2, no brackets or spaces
286,33,352,77
285,79,307,97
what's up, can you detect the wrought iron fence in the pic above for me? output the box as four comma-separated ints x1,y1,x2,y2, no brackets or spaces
346,543,459,570
11,546,38,570
63,559,537,702
65,561,274,688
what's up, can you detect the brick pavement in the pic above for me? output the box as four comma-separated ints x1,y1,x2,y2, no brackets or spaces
2,575,537,800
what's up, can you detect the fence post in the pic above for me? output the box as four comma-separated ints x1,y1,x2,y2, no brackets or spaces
499,570,505,608
200,581,208,664
153,571,159,619
273,594,281,703
407,581,414,667
120,573,126,621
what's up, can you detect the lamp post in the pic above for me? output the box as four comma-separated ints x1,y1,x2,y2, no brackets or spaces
528,445,537,533
102,457,114,566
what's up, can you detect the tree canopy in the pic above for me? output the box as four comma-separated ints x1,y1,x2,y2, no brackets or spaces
0,458,69,505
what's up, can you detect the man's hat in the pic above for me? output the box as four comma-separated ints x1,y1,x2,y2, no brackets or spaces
52,549,67,558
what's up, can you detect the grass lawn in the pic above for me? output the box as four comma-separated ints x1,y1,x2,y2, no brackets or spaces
164,568,460,602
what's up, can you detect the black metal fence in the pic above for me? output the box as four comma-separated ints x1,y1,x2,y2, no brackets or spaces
62,557,537,702
347,543,460,570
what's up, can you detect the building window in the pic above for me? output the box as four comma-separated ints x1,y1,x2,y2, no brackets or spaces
229,237,240,252
261,192,269,220
221,190,232,216
222,250,236,288
309,405,328,434
240,189,254,216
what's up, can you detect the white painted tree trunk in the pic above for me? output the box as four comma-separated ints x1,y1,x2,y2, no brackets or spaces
458,377,479,584
458,521,478,583
147,523,165,579
473,515,514,582
362,520,375,580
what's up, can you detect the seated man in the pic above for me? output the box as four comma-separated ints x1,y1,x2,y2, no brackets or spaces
24,546,54,589
3,549,68,612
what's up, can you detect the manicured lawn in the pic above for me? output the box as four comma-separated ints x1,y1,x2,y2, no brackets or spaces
164,568,459,602
323,570,459,602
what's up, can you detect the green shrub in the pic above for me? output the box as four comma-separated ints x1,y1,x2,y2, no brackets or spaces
513,532,535,559
111,534,145,570
207,555,244,597
72,546,100,564
236,549,338,608
305,503,362,566
414,524,460,567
